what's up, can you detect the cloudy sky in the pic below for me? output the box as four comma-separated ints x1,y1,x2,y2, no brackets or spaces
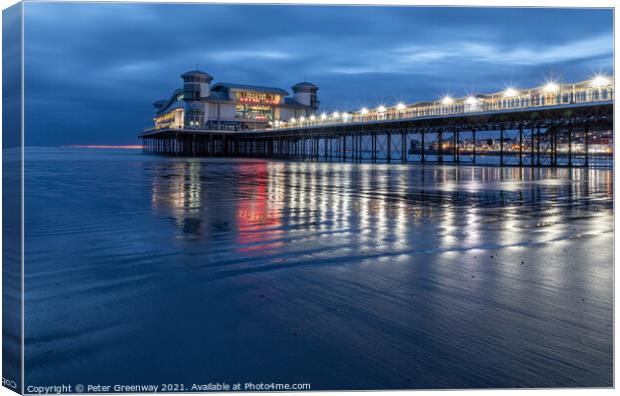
22,3,613,145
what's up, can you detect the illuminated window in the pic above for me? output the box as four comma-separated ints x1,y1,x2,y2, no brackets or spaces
155,109,184,129
235,104,274,121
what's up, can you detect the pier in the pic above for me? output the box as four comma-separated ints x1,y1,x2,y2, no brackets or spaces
140,78,613,167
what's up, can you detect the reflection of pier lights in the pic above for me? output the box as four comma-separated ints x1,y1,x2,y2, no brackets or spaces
235,162,283,253
464,206,481,247
358,166,372,243
150,162,202,212
150,161,204,238
393,199,408,251
316,163,331,232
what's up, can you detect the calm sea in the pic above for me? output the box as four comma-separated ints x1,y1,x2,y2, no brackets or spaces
22,147,612,389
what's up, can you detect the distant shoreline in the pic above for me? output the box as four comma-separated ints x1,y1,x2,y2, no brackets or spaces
61,145,142,149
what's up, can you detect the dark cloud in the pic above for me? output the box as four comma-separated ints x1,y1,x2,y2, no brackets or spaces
23,3,613,145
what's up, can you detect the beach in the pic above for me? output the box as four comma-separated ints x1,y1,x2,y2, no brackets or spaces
23,147,613,389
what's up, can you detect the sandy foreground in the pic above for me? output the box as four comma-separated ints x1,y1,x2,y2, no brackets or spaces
23,148,612,389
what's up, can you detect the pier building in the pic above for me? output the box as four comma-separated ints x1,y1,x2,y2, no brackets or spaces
153,70,319,131
141,75,613,168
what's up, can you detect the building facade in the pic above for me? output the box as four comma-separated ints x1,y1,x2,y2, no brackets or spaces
152,70,319,131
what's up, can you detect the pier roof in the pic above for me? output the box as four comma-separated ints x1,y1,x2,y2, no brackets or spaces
282,97,311,108
181,70,213,80
292,82,318,90
201,90,234,102
154,88,183,115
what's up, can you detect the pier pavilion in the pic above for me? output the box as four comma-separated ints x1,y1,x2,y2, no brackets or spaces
152,70,319,132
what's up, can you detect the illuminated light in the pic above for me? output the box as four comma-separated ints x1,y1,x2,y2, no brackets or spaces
591,75,609,87
360,107,369,115
465,96,478,105
542,82,560,93
290,117,296,123
342,113,350,121
332,111,340,119
377,105,387,113
441,96,454,105
503,88,519,97
320,113,327,120
309,115,316,121
299,116,306,122
396,102,406,111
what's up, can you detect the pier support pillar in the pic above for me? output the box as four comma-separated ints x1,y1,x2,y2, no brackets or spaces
518,126,523,166
568,124,573,167
534,126,541,166
438,130,443,163
387,131,392,163
453,128,458,164
500,126,504,166
584,123,590,167
421,129,425,164
402,131,407,164
471,129,476,164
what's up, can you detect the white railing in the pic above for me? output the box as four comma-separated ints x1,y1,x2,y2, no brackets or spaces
270,76,613,130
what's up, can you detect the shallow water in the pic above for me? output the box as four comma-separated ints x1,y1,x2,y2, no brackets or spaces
23,147,612,389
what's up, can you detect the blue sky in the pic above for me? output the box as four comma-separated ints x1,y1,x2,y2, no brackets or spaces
22,3,613,145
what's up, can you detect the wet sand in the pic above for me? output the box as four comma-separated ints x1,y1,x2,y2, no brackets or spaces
24,147,613,389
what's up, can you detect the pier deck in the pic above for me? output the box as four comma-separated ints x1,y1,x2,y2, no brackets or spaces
140,100,613,167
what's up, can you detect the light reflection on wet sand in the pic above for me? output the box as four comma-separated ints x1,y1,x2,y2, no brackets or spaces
24,148,612,389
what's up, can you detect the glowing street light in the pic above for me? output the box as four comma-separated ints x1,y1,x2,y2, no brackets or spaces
332,111,340,119
377,105,387,113
360,107,369,115
395,102,406,111
465,96,478,105
299,116,306,122
542,82,560,93
309,115,316,121
441,96,454,105
503,87,519,97
590,75,609,87
342,113,350,121
290,117,296,123
320,113,327,120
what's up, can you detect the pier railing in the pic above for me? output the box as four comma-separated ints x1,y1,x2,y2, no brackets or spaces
272,77,613,130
